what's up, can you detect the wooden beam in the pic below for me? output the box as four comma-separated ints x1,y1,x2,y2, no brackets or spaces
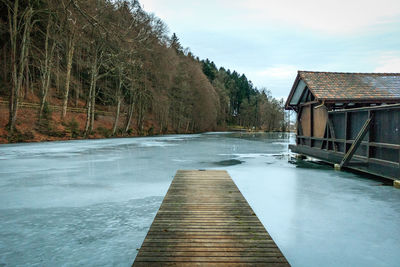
327,117,338,152
344,113,348,153
295,137,400,150
297,107,304,145
310,104,313,147
300,100,319,107
328,103,400,114
340,115,374,168
367,110,371,161
320,124,328,149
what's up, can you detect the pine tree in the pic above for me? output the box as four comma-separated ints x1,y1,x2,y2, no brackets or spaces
170,33,183,54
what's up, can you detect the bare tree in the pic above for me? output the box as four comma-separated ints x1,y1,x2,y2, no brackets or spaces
124,62,140,134
83,45,100,136
38,15,57,123
61,1,77,120
4,0,34,134
135,74,152,135
83,40,109,136
111,65,124,135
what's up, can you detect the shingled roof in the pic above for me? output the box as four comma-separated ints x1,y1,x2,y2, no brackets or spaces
286,71,400,108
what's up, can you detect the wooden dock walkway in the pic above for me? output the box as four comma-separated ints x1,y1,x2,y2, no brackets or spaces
133,170,290,266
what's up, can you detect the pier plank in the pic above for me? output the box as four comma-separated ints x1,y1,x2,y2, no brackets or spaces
132,170,290,266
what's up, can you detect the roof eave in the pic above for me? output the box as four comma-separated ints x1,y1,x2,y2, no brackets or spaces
285,71,323,110
284,72,301,110
322,98,400,104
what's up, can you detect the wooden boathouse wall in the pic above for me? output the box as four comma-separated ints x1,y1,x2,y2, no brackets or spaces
292,104,400,180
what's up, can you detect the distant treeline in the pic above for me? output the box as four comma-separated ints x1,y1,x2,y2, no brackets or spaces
0,0,286,139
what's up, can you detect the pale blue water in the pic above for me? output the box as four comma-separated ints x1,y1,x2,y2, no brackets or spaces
0,132,399,266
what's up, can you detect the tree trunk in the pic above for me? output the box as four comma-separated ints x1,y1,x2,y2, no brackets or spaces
24,58,29,98
61,35,75,120
84,83,93,136
84,99,91,136
8,2,19,135
8,2,32,135
75,48,81,107
39,66,52,123
185,120,190,133
84,53,97,137
38,63,53,123
90,87,96,132
112,71,124,136
39,18,56,123
125,99,134,133
112,97,121,136
56,49,60,94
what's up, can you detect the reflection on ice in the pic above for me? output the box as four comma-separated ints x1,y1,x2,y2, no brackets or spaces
0,132,400,267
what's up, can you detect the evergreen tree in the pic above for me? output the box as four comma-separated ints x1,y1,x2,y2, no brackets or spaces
170,33,183,54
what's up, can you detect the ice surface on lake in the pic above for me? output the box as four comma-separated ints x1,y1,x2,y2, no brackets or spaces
0,132,400,266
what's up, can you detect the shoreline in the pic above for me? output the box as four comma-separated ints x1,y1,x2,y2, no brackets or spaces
0,129,292,145
0,99,290,144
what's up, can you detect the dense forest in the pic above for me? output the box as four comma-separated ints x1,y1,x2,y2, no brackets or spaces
0,0,286,142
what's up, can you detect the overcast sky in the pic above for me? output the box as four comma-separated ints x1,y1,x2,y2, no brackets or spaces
139,0,400,99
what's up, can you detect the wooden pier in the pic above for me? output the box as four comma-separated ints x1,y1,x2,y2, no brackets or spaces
133,170,290,266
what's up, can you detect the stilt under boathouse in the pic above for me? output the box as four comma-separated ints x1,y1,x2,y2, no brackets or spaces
285,71,400,186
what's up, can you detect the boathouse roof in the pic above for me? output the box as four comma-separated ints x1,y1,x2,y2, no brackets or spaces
286,71,400,109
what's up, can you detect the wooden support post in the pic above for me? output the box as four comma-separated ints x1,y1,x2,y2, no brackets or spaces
344,113,348,153
327,117,338,152
297,107,303,145
320,124,327,149
310,104,313,147
367,110,371,161
340,115,373,168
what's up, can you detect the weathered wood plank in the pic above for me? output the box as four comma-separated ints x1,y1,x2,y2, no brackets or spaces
141,242,280,248
134,256,288,263
137,251,285,257
138,247,282,252
141,239,278,244
132,170,290,266
149,229,266,232
133,263,291,267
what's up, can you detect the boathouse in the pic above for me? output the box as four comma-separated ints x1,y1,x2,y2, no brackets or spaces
285,71,400,182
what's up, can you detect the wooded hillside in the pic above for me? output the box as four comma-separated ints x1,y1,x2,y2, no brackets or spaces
0,0,286,142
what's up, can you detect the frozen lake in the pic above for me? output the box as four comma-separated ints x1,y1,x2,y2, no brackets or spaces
0,132,399,266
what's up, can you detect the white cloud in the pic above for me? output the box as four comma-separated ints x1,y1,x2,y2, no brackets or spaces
374,52,400,72
231,0,400,34
141,0,400,35
240,65,299,98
